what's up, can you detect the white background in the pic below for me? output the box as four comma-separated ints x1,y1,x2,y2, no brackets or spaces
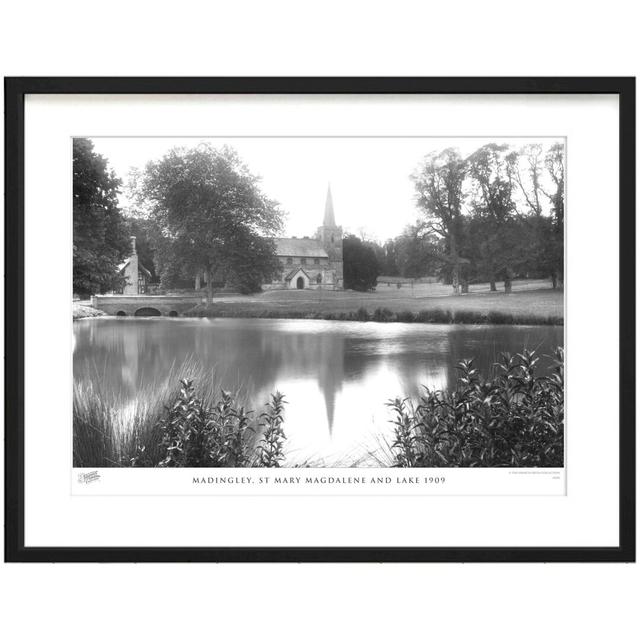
26,94,603,547
1,1,638,639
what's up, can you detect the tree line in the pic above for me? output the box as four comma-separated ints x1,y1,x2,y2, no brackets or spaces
343,143,564,292
73,140,283,299
74,139,563,297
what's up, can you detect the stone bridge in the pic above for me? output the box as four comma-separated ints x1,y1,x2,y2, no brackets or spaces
91,294,205,317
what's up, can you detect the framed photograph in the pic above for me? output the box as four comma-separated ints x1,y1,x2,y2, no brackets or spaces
4,77,635,562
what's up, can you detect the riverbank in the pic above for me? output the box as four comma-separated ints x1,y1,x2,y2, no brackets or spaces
73,301,106,320
185,288,564,326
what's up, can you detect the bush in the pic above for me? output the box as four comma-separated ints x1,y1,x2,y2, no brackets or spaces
372,307,394,322
487,311,514,325
158,380,253,467
354,307,370,321
415,309,452,323
388,348,564,467
156,382,288,468
396,310,416,323
453,309,485,324
256,392,287,467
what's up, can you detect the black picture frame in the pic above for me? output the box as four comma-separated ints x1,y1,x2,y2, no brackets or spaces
4,77,635,563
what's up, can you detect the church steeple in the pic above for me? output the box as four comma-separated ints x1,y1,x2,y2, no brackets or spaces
316,182,343,290
323,183,336,227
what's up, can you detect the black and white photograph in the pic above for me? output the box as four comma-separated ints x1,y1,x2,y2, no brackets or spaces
73,136,565,471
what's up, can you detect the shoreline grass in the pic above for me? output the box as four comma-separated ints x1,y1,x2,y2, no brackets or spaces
183,288,563,326
185,304,563,326
73,301,106,320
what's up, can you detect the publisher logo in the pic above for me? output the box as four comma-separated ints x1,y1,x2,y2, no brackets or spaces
78,470,101,484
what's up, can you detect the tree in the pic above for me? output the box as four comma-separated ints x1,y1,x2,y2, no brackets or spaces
543,142,565,229
380,239,400,276
394,224,443,279
343,235,380,291
136,145,284,302
73,138,130,296
506,143,564,288
506,144,544,216
412,148,467,294
541,143,565,287
467,144,519,292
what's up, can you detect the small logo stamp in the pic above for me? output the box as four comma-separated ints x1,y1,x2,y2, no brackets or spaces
78,470,101,484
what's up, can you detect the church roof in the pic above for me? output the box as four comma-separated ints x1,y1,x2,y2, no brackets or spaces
284,267,311,281
275,237,328,258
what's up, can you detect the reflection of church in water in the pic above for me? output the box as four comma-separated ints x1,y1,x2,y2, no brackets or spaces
79,318,348,438
253,329,345,436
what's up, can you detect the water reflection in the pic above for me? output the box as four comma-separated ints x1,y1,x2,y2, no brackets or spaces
74,318,563,464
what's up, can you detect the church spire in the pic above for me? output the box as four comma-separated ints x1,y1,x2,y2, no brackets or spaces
323,183,336,227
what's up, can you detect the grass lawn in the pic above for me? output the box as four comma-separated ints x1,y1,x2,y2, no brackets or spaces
188,280,564,325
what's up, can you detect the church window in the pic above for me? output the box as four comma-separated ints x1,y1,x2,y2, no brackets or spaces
314,258,320,265
301,258,307,264
286,257,293,265
331,234,334,243
316,274,322,284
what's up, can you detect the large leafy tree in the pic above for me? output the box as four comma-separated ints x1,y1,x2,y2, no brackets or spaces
505,144,564,287
412,148,468,293
506,144,545,217
467,143,519,292
136,145,283,301
380,239,400,276
343,235,380,291
393,224,443,279
73,138,130,296
399,142,563,292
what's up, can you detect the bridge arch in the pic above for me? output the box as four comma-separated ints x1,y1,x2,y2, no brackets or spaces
134,307,162,317
116,310,127,316
168,310,179,317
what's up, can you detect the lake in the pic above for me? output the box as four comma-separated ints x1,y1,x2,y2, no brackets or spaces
73,318,563,465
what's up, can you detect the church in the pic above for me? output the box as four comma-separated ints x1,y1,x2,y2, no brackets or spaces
264,185,344,291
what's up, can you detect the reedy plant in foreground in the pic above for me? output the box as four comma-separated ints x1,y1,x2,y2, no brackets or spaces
388,348,564,467
73,358,257,468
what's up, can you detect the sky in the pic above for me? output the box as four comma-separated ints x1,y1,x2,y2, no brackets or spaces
90,136,563,242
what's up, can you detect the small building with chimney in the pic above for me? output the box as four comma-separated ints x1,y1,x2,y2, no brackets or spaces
264,185,344,291
116,236,152,294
